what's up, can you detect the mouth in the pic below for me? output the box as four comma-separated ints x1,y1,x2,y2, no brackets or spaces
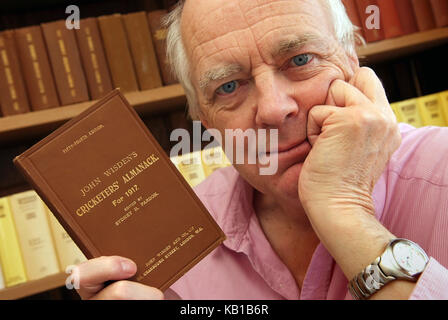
260,139,312,164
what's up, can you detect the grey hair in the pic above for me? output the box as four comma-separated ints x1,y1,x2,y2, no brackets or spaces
164,0,360,120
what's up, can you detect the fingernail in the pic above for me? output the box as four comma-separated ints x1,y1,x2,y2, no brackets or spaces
121,260,135,273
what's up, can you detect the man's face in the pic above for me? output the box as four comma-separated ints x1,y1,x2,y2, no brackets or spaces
182,0,359,200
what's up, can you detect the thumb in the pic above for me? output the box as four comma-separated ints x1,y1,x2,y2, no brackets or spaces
307,105,342,146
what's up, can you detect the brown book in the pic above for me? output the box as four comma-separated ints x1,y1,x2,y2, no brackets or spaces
147,10,178,85
14,26,60,111
430,0,448,27
122,12,163,91
355,0,385,42
13,89,225,291
75,18,113,100
377,0,404,39
41,20,90,106
411,0,437,31
98,14,139,93
0,30,31,116
342,0,365,38
394,0,419,35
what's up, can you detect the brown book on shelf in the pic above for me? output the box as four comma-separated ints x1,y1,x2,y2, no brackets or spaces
13,89,225,291
411,0,437,31
377,0,404,39
98,14,139,93
355,0,385,42
122,12,163,91
147,10,178,85
0,30,31,116
394,0,419,35
342,0,365,38
75,17,113,100
430,0,448,27
41,20,89,106
14,26,60,111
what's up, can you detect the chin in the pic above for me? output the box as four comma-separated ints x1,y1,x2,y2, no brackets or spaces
273,162,304,199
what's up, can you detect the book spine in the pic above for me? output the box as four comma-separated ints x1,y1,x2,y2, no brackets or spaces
411,0,437,31
395,98,424,128
417,94,446,127
172,151,207,187
0,31,31,116
41,20,90,105
342,0,365,38
0,197,28,287
0,261,5,289
75,18,113,100
355,0,385,42
98,14,139,93
201,147,231,178
394,0,419,35
9,190,61,281
390,103,403,123
430,0,448,27
122,12,163,91
14,26,60,111
440,91,448,126
147,10,178,85
376,0,404,39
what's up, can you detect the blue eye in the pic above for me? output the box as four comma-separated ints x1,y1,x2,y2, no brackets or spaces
217,80,239,95
291,54,311,67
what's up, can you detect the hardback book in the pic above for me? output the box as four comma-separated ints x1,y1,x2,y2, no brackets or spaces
0,196,27,287
342,0,365,39
201,147,232,178
9,190,60,281
417,94,446,127
376,0,404,39
98,14,139,93
0,30,31,116
394,0,419,35
171,151,207,187
122,11,163,91
395,98,424,128
14,26,60,111
75,17,113,100
390,103,403,123
440,91,448,126
41,20,90,105
411,0,437,31
147,10,178,85
46,205,86,271
13,89,225,291
355,0,385,42
430,0,448,27
0,261,5,290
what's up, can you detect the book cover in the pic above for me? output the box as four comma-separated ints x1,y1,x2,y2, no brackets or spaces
9,190,60,281
440,91,448,126
122,11,163,91
14,26,60,111
0,30,31,116
41,20,90,106
13,89,225,291
75,17,113,100
147,10,178,85
201,147,232,178
171,151,207,187
342,0,365,38
98,14,139,93
418,94,446,127
0,197,27,287
377,0,404,39
394,0,419,35
395,98,424,127
355,0,385,42
411,0,437,31
430,0,448,27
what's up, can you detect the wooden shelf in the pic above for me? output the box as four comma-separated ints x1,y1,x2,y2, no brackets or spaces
0,272,67,300
0,84,186,145
356,27,448,63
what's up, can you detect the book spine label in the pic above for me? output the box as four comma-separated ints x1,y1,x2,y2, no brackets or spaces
430,0,448,27
147,10,178,85
75,18,113,100
98,14,139,93
377,0,404,39
355,0,385,42
123,12,163,91
42,20,89,105
14,26,60,111
9,190,60,281
411,0,437,31
396,99,424,128
394,0,419,35
418,94,446,127
0,31,31,116
440,91,448,126
0,197,28,287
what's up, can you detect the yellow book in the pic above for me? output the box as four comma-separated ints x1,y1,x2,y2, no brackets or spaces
394,98,424,128
390,103,402,122
46,205,86,272
417,94,446,127
201,146,232,177
439,91,448,126
0,197,27,287
9,191,60,281
0,260,5,289
171,151,207,187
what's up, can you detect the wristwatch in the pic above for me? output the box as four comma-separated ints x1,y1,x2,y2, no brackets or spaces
348,238,429,300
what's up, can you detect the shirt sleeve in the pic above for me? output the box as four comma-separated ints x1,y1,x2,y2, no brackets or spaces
409,258,448,300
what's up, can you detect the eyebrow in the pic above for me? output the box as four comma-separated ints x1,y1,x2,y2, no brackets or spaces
199,63,242,91
273,34,320,57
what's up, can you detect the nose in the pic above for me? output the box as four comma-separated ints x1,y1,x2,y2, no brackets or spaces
254,71,299,128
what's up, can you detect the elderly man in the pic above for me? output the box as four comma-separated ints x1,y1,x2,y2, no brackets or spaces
76,0,448,300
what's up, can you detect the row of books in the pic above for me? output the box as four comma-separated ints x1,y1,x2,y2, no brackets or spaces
0,146,231,290
343,0,448,43
0,9,176,118
391,90,448,127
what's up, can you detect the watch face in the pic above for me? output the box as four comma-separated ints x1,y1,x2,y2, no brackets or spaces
392,241,428,275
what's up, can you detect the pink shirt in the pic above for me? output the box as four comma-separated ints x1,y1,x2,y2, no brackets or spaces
170,124,448,299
